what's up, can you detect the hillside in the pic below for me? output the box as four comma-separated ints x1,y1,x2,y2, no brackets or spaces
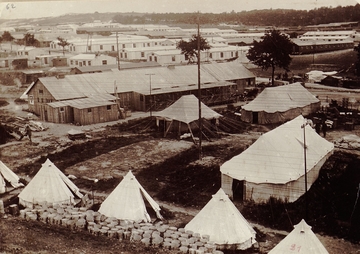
1,4,360,28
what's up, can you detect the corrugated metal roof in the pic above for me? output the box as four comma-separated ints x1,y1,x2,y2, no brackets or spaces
36,62,254,100
207,46,239,53
35,54,63,59
111,64,218,94
303,30,355,36
141,81,234,95
72,61,161,73
123,46,176,52
201,61,255,81
69,54,97,60
153,49,182,56
22,70,45,74
48,94,116,109
292,38,354,46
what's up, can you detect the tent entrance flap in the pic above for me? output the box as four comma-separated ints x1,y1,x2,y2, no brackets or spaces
252,112,258,124
232,179,245,201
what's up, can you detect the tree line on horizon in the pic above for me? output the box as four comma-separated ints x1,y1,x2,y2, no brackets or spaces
112,4,360,27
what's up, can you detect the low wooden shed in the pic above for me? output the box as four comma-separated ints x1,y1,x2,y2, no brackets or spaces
46,94,118,125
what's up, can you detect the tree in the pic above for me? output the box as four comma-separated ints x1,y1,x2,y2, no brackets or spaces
354,44,360,76
57,36,70,56
176,34,211,64
22,33,39,47
1,31,14,42
247,29,293,85
1,31,15,51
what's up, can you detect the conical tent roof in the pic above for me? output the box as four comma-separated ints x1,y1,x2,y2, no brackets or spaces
185,188,256,249
0,161,24,194
269,219,329,254
18,159,83,207
98,171,163,222
153,94,222,124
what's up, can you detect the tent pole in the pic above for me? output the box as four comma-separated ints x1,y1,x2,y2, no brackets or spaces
197,14,202,160
301,120,308,221
188,123,197,144
193,121,211,141
164,120,173,137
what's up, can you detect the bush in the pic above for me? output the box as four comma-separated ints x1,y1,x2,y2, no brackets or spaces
0,99,9,107
14,98,27,104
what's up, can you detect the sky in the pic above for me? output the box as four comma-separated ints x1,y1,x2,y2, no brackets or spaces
0,0,359,20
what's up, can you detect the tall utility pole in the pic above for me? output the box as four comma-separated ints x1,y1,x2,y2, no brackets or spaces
197,16,202,160
312,41,315,68
145,73,154,117
116,31,120,70
301,120,308,221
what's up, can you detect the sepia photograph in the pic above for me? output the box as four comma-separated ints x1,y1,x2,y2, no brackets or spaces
1,0,360,253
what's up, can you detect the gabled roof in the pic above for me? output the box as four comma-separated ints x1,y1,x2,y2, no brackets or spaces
201,61,255,81
185,188,256,248
98,171,162,222
72,61,161,73
152,49,182,56
242,83,319,113
18,159,83,207
153,94,221,124
123,46,176,52
16,46,38,52
47,94,116,109
30,62,254,100
0,161,23,194
269,219,329,254
69,54,97,60
35,74,119,100
220,115,334,184
292,38,353,46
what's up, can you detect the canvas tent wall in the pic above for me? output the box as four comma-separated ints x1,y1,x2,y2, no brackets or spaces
268,219,329,254
98,171,163,222
18,159,83,208
241,83,320,124
185,188,256,250
0,161,24,194
153,94,222,138
220,115,334,203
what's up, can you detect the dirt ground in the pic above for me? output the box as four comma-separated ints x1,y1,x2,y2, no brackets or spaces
1,83,360,253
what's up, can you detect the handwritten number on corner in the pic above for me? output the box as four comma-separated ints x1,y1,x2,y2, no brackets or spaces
6,3,16,10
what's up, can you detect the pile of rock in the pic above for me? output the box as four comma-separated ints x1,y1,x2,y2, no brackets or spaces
335,134,360,150
18,204,224,254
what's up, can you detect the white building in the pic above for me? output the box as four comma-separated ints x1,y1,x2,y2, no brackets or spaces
201,45,250,62
298,30,356,43
68,54,117,67
16,46,48,60
79,21,123,29
299,30,356,38
120,46,176,61
51,36,176,54
35,54,64,67
223,32,265,45
128,24,182,32
147,49,186,65
297,36,354,43
182,28,238,36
